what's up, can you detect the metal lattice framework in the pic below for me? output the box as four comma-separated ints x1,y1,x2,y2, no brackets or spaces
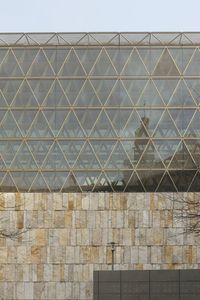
0,32,200,192
1,32,200,46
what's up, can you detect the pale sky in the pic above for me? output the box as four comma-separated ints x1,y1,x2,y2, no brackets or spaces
0,0,200,32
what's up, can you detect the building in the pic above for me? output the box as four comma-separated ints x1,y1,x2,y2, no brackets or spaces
0,32,200,299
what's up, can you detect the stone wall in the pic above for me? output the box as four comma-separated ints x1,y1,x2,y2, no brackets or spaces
0,192,199,299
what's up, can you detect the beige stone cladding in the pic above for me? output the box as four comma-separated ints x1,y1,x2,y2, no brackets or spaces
0,192,199,299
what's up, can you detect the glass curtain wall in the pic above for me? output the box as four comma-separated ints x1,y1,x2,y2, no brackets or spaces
0,43,200,192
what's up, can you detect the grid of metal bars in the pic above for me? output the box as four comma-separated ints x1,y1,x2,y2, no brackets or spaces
0,34,200,192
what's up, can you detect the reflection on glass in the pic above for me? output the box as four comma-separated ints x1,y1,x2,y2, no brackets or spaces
0,45,199,192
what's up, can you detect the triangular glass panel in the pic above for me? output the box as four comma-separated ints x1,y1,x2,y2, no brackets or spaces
29,172,50,192
180,34,193,45
42,142,69,170
189,171,200,192
0,90,8,107
93,172,113,192
124,171,144,192
169,109,195,135
61,172,81,192
137,141,164,169
11,143,37,170
1,173,18,192
28,111,53,138
169,80,196,106
90,110,116,138
154,110,179,138
130,139,149,167
0,111,22,138
121,33,148,44
185,110,200,137
169,48,195,73
105,142,133,169
27,140,53,167
58,49,86,76
153,49,180,76
137,80,165,107
90,140,116,167
153,140,180,167
75,109,101,136
0,172,6,186
27,49,54,76
106,109,132,136
10,171,37,192
153,79,179,105
0,49,9,64
0,141,22,168
156,172,177,192
90,49,117,76
74,80,101,107
43,110,69,136
58,140,85,167
13,49,39,74
76,34,97,45
42,171,68,192
0,111,6,124
184,49,200,75
184,33,200,44
0,50,23,77
120,140,135,167
27,33,56,44
0,80,22,105
91,33,118,44
28,79,54,106
137,109,164,136
0,156,6,171
43,80,70,107
185,79,200,105
153,33,180,44
75,48,101,74
122,79,147,105
73,171,100,191
106,48,132,74
138,48,163,74
121,49,148,75
59,79,85,105
121,111,149,138
74,142,100,169
15,34,30,46
44,48,70,74
105,171,126,192
184,140,200,167
137,170,164,192
105,80,133,107
12,110,37,137
58,111,85,138
169,142,196,169
169,170,196,192
11,80,39,107
90,79,116,105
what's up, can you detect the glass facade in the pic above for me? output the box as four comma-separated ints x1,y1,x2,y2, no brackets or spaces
0,32,200,192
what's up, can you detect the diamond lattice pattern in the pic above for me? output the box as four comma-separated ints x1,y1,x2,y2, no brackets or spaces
0,46,200,192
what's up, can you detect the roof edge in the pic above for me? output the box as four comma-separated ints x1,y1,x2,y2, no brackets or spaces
0,32,200,46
